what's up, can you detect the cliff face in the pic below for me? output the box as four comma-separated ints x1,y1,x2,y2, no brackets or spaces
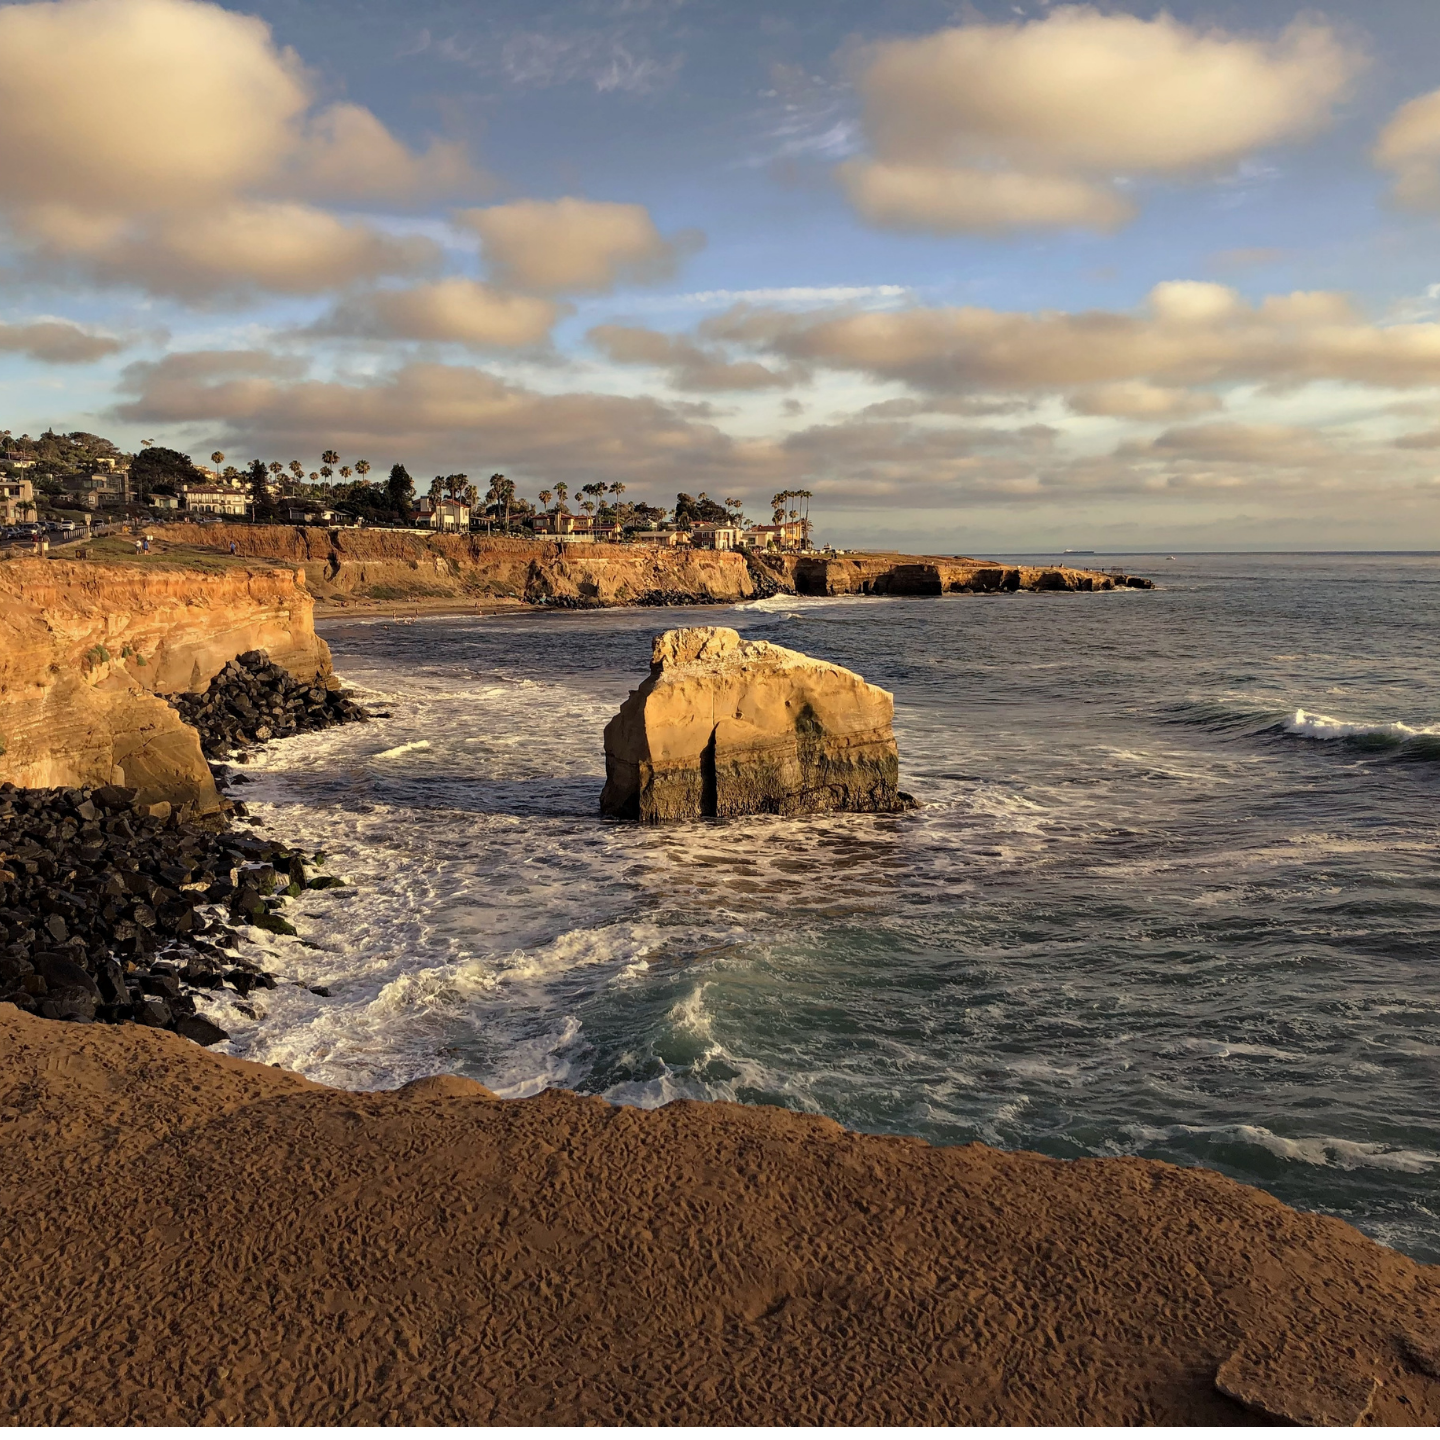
0,561,330,811
601,626,908,822
781,553,1154,596
162,524,756,607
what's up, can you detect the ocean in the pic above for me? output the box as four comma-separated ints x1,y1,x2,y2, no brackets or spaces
214,553,1440,1263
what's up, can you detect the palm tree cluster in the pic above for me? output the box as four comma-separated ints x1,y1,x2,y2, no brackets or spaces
771,488,813,540
218,446,809,543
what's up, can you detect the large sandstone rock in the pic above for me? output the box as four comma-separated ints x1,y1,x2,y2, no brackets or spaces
601,627,910,821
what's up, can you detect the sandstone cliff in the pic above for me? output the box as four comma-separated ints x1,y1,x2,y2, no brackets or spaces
162,523,756,608
601,627,908,821
777,552,1154,596
0,560,330,812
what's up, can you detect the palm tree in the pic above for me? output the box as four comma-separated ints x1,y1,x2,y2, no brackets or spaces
538,489,552,512
319,465,332,483
309,471,320,482
211,450,224,472
610,481,626,528
354,459,371,485
489,473,515,532
339,465,352,481
554,481,569,513
321,449,339,469
462,482,479,532
581,500,595,516
268,461,282,479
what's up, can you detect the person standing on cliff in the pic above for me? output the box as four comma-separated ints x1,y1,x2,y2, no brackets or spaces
229,540,237,556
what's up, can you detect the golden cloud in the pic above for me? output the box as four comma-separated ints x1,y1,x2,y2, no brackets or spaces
1375,89,1440,210
114,353,780,489
460,199,702,294
705,282,1440,393
318,280,562,348
0,0,482,296
588,323,801,390
0,319,122,364
843,7,1357,232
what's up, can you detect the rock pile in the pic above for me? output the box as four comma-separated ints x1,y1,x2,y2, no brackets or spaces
0,781,344,1043
168,650,367,759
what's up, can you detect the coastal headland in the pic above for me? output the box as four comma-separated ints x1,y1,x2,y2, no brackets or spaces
155,521,1153,614
0,1003,1436,1426
15,542,1433,1426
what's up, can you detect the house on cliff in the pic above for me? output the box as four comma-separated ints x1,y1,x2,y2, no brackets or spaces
414,496,470,532
689,522,742,551
181,484,248,517
1,475,36,524
743,520,807,551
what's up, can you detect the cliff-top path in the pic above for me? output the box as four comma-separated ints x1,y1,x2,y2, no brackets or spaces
1,1005,1435,1425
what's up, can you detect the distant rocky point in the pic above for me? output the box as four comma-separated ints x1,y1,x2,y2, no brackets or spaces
601,626,912,822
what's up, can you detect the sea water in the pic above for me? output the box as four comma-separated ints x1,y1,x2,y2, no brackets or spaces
213,553,1440,1262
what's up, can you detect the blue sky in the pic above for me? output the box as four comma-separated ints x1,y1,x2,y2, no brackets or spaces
7,0,1440,549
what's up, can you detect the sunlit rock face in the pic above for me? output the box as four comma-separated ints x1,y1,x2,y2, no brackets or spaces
600,626,912,822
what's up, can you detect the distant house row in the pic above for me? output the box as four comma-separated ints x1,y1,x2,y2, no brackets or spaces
2,458,814,552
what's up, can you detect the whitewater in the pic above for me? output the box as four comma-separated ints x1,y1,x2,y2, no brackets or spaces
207,553,1440,1262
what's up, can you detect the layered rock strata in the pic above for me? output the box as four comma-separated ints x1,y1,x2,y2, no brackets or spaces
782,552,1154,596
601,627,910,821
0,560,330,811
162,523,757,608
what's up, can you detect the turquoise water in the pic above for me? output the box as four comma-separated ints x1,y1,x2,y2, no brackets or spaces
220,553,1440,1262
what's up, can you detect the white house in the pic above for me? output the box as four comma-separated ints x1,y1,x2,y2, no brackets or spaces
182,484,248,516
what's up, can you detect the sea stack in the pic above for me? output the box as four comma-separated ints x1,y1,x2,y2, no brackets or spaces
601,626,911,821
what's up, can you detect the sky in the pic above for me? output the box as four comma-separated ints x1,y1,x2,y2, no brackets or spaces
8,0,1440,550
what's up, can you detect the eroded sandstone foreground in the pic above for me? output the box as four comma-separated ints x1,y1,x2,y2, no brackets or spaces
0,1007,1436,1427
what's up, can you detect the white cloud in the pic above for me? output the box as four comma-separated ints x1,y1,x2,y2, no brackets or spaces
842,7,1358,233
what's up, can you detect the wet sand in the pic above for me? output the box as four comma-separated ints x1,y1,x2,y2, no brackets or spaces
0,1003,1436,1424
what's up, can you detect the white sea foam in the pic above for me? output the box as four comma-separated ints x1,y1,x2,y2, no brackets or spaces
1125,1122,1440,1174
372,739,432,759
732,593,889,613
1284,708,1440,742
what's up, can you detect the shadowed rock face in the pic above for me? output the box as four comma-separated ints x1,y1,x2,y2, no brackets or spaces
601,627,911,822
